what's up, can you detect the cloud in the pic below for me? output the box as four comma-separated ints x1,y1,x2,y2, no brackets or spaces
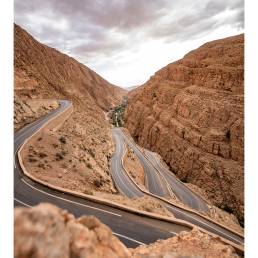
14,0,244,87
145,0,244,42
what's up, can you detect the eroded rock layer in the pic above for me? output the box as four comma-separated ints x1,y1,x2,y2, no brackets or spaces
124,34,244,223
14,24,125,110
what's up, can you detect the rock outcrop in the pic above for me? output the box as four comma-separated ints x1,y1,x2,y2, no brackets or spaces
131,228,240,258
124,34,244,224
14,203,130,258
14,203,240,258
14,94,59,131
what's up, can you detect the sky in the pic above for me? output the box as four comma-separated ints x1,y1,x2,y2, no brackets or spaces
14,0,244,88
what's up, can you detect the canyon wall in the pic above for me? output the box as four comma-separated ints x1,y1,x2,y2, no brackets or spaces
124,34,244,223
14,24,126,195
14,24,125,111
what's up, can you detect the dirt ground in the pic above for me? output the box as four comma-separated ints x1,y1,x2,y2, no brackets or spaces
14,96,59,132
94,192,174,218
123,146,145,188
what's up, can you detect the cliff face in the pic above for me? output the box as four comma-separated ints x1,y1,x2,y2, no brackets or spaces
124,35,244,223
14,24,125,110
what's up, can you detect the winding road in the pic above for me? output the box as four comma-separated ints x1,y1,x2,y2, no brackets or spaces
145,150,209,211
122,132,209,213
14,100,191,248
14,100,244,250
111,128,244,247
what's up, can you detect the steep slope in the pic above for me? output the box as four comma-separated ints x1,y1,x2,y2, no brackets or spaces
14,94,58,131
14,24,125,195
14,24,125,110
124,34,244,224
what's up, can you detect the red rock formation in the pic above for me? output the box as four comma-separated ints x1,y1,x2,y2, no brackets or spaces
124,34,244,223
14,203,130,258
14,24,125,110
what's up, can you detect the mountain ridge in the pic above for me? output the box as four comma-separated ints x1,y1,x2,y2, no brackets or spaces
124,34,244,224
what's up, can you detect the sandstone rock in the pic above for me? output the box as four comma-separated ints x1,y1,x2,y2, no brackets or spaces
125,34,244,224
14,94,59,132
14,203,241,258
131,228,240,258
14,203,130,258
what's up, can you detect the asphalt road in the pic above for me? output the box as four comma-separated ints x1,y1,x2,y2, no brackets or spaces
119,129,208,212
145,150,209,213
14,100,191,248
111,129,144,198
112,128,244,246
113,128,171,197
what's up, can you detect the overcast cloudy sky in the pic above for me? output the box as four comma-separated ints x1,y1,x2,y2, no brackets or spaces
14,0,244,88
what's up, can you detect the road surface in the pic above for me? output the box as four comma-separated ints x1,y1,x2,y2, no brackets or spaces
111,128,170,197
120,129,208,212
145,150,209,212
111,129,144,198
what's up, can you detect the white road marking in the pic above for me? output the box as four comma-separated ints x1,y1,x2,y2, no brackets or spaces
14,198,145,245
169,231,178,235
14,198,31,207
14,148,19,169
113,232,146,245
20,178,122,217
165,205,243,245
111,132,143,198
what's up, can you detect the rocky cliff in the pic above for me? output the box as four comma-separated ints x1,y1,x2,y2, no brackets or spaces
124,34,244,224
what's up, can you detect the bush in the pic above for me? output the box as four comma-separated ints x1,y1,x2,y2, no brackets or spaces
88,149,95,158
86,163,93,169
59,136,66,144
181,178,188,183
93,179,102,187
222,204,234,214
55,153,64,161
38,152,47,158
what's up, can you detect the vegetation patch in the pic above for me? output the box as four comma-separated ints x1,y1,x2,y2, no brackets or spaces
111,96,128,127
